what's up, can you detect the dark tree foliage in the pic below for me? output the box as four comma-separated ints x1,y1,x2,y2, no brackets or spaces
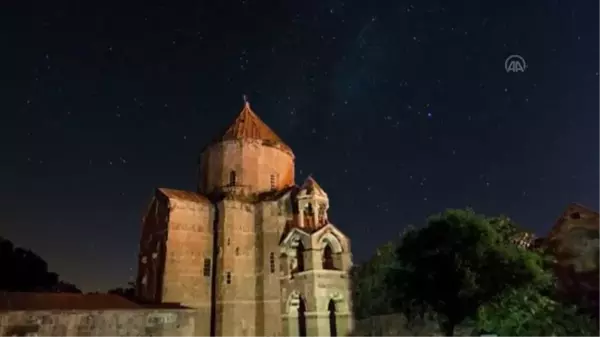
386,209,552,336
0,236,81,293
475,285,599,336
54,281,81,293
351,241,397,319
107,281,136,301
351,226,419,321
351,209,596,336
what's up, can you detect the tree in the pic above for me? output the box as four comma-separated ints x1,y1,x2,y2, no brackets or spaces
387,209,552,336
0,236,81,293
351,226,418,320
53,281,82,293
475,285,599,336
107,281,136,301
351,241,397,319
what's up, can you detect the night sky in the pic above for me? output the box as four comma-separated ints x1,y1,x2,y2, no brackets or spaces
1,0,598,292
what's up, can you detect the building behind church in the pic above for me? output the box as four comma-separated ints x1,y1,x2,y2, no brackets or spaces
135,100,354,336
543,203,599,317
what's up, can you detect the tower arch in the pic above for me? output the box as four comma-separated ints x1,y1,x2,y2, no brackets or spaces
285,291,308,337
318,232,344,253
285,290,302,315
323,244,335,270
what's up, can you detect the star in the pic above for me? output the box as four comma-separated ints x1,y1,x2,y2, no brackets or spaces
2,0,596,295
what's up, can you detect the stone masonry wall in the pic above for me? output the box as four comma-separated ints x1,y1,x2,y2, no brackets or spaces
256,200,286,336
200,140,295,195
0,309,196,336
214,199,257,336
162,197,215,336
350,313,475,336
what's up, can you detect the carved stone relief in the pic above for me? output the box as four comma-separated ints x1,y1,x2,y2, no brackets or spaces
146,312,177,326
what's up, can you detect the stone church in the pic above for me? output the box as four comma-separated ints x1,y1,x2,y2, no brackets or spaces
136,99,354,336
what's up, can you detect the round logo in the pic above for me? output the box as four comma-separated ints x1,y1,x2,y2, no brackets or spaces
505,55,527,73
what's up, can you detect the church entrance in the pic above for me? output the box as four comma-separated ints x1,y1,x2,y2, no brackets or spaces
328,299,337,337
298,298,307,337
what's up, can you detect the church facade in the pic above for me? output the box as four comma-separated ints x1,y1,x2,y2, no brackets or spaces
136,101,354,336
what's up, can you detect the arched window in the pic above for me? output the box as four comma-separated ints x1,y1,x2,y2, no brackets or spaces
296,241,305,272
303,204,314,228
328,299,337,336
269,252,276,273
318,206,327,226
322,244,335,270
298,297,307,337
229,170,237,186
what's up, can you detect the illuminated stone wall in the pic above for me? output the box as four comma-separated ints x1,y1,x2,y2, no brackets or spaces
545,203,599,313
0,309,196,336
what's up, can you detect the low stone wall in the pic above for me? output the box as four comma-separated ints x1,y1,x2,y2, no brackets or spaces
350,313,474,336
0,308,197,336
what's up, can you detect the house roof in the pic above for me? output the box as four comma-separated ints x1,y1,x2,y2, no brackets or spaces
0,292,190,311
0,292,141,311
207,100,292,154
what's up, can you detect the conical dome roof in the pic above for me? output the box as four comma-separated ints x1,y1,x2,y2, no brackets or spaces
208,99,292,154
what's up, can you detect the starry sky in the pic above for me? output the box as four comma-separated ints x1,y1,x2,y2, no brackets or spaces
1,0,598,292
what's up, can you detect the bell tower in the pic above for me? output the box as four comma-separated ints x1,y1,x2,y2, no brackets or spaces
297,176,329,231
279,176,354,336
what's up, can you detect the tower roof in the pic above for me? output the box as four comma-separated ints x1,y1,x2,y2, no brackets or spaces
299,175,327,198
208,99,292,154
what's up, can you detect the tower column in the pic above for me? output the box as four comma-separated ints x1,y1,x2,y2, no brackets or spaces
313,203,320,228
305,311,327,336
298,206,305,229
335,312,353,336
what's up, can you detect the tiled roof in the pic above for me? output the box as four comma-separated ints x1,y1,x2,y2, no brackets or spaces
257,185,297,202
208,101,292,154
157,188,211,204
279,219,323,244
0,292,141,311
300,176,327,197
